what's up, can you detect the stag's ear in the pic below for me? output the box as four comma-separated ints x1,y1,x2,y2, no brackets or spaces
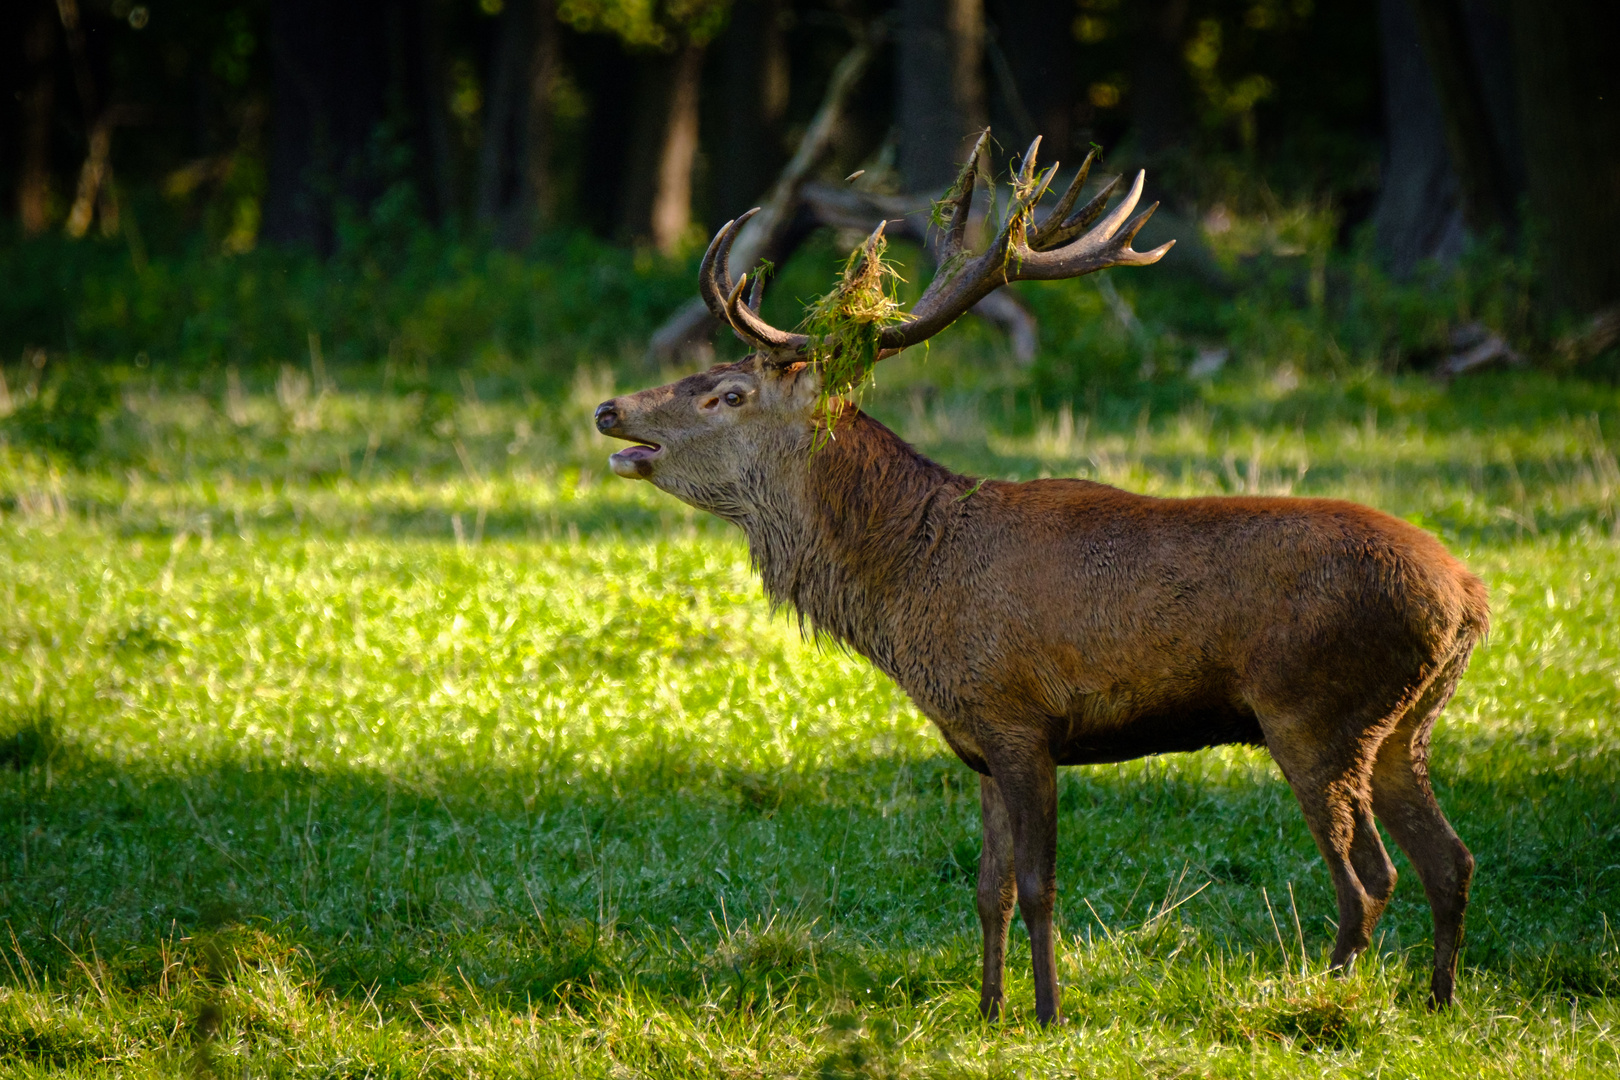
754,351,805,375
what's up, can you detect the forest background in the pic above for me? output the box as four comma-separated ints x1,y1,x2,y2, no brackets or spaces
2,0,1617,381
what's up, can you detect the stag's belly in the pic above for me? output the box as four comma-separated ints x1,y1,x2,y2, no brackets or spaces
1055,691,1266,765
896,645,1267,774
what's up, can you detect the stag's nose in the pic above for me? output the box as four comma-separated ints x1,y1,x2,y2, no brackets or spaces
594,401,620,434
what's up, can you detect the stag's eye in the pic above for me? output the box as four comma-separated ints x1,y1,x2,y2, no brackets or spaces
723,391,744,407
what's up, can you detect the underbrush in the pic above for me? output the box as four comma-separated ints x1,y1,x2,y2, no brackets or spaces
5,187,1608,414
0,227,692,379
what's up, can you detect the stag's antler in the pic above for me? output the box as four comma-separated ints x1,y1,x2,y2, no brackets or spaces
698,130,1173,359
875,134,1172,353
699,208,810,352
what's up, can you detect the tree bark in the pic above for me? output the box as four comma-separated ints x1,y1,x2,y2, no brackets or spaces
897,0,986,191
263,0,394,250
1509,0,1620,317
714,0,787,222
476,0,559,244
650,42,705,254
1408,0,1517,235
986,0,1078,159
18,2,57,236
1372,0,1467,276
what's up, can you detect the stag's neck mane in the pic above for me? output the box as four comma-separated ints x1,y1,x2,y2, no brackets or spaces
736,403,965,672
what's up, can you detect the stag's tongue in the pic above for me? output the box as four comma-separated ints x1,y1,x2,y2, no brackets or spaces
609,444,660,479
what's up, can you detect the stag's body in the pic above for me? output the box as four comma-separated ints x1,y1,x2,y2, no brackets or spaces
597,132,1485,1024
752,403,1484,781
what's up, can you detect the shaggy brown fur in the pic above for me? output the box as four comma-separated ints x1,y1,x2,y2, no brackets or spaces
596,355,1487,1025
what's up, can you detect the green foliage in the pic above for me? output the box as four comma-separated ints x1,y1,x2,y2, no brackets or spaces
557,0,733,48
1,357,119,463
0,228,694,381
1,357,1619,1076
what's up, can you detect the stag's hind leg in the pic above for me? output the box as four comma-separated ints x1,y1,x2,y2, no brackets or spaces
1348,802,1398,927
1371,651,1475,1008
1260,714,1394,972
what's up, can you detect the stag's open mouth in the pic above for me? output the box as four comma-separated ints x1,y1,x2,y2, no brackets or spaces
609,441,663,479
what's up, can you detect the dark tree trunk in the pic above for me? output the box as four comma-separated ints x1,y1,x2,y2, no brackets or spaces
263,0,393,250
897,0,986,192
410,0,457,225
17,2,58,236
614,41,707,249
1408,0,1518,235
1132,0,1191,169
523,1,561,231
714,0,787,222
264,0,444,250
569,29,637,238
475,0,527,226
1509,0,1620,316
475,0,558,244
1372,0,1467,276
986,0,1079,160
650,42,705,254
618,52,675,241
1457,0,1525,206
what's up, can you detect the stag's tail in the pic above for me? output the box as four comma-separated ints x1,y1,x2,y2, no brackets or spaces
1457,569,1491,650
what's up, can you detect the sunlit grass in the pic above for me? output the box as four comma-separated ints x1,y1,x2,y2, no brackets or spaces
1,360,1618,1077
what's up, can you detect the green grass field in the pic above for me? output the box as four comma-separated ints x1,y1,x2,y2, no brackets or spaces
2,353,1619,1077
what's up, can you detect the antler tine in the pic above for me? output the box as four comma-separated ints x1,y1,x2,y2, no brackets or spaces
1016,135,1042,186
863,218,887,262
941,129,990,258
699,210,758,322
725,272,810,353
881,163,1051,352
698,218,736,322
877,164,1172,354
747,267,767,312
697,208,807,352
1090,170,1147,244
1013,138,1061,225
1015,180,1175,279
1029,147,1097,250
1114,203,1171,259
1033,171,1121,252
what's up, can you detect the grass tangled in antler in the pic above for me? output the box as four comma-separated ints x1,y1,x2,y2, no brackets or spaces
799,230,906,445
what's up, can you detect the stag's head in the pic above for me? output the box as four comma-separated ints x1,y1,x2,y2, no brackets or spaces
595,132,1173,516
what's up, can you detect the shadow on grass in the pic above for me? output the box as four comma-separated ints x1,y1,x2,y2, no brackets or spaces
4,735,1616,1014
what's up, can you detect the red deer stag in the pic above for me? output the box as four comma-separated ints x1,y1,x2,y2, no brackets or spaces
594,133,1487,1025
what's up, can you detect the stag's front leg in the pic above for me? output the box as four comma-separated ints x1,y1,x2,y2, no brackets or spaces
977,773,1017,1020
987,740,1062,1025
